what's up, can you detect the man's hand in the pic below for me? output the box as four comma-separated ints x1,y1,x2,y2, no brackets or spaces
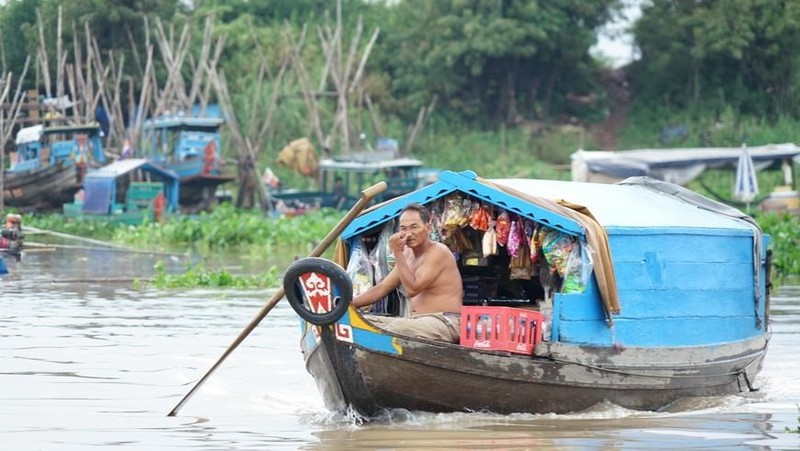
389,232,407,254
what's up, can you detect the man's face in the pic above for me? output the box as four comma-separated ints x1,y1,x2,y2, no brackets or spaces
398,210,429,248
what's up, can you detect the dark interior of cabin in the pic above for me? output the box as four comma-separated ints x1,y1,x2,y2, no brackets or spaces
358,216,555,316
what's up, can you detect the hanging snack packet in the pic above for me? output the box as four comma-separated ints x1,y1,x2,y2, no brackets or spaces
507,219,523,257
495,211,511,246
509,239,533,280
482,221,498,257
469,202,490,231
540,227,575,277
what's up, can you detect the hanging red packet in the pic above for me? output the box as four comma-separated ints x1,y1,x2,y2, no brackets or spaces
495,211,511,246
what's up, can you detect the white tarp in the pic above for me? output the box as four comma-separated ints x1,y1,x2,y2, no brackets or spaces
571,143,800,185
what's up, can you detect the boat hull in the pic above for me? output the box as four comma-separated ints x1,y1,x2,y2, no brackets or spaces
3,162,81,209
164,158,234,209
302,319,768,416
178,173,235,207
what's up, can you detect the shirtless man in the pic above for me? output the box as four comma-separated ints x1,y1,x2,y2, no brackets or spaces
352,203,463,342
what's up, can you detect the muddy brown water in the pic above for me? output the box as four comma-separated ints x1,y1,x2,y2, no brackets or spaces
1,247,799,449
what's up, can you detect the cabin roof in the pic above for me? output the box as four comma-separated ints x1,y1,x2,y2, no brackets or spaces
343,170,754,240
489,177,751,230
15,125,43,144
141,116,224,130
87,158,179,181
319,156,423,172
15,122,103,145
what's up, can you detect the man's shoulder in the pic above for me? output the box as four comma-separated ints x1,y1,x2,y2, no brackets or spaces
429,241,455,258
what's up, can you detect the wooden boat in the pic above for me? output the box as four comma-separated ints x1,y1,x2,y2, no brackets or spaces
139,115,234,210
273,152,427,209
3,123,107,210
283,170,772,416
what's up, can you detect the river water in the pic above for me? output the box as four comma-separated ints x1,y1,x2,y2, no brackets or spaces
1,247,799,450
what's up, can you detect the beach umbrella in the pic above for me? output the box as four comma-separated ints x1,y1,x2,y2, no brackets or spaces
734,143,759,209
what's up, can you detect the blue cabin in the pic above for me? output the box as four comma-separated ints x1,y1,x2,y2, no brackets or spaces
138,115,233,208
10,123,106,173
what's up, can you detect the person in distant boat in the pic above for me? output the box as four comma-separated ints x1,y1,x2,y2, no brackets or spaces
352,203,463,343
331,176,347,209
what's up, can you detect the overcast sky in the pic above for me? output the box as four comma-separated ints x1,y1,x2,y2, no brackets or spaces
590,0,642,68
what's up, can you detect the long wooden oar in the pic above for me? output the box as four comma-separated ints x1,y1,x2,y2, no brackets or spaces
25,226,134,251
167,181,387,417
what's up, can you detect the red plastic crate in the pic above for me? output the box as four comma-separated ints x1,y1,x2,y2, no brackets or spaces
460,306,544,355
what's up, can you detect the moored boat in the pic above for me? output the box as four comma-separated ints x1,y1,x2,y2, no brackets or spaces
283,170,771,416
3,123,106,210
139,115,234,211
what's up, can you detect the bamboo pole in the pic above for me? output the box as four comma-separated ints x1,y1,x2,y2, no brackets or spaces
36,9,52,98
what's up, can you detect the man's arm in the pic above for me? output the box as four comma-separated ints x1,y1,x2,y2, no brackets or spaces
352,269,401,308
393,244,447,298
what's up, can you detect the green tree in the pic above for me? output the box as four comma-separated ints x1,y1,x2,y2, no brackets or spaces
376,0,620,126
0,0,41,78
631,0,800,118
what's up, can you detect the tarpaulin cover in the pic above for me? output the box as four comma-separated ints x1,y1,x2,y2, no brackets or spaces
82,179,114,214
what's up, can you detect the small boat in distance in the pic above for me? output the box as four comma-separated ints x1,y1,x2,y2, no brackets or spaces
139,115,234,211
3,122,106,210
272,148,427,210
0,213,23,262
283,170,771,417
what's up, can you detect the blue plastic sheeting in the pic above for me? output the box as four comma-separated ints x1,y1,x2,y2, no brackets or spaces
0,255,7,275
82,179,114,214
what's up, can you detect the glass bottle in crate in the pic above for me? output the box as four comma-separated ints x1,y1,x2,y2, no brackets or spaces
485,315,492,340
476,315,485,340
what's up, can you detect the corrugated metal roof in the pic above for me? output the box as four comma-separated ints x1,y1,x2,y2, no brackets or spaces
87,159,178,181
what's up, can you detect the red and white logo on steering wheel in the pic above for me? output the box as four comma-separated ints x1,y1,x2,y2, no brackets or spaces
299,272,332,313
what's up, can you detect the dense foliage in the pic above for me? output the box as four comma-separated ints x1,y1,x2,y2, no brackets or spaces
630,0,800,119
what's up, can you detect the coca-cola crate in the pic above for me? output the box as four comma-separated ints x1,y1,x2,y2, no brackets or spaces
460,306,544,355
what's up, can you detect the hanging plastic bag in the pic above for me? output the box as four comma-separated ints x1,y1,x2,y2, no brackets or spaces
507,219,523,257
482,221,497,257
562,241,594,293
495,211,511,246
469,203,490,231
443,195,466,228
540,227,576,277
346,238,374,303
369,221,396,313
509,239,533,280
